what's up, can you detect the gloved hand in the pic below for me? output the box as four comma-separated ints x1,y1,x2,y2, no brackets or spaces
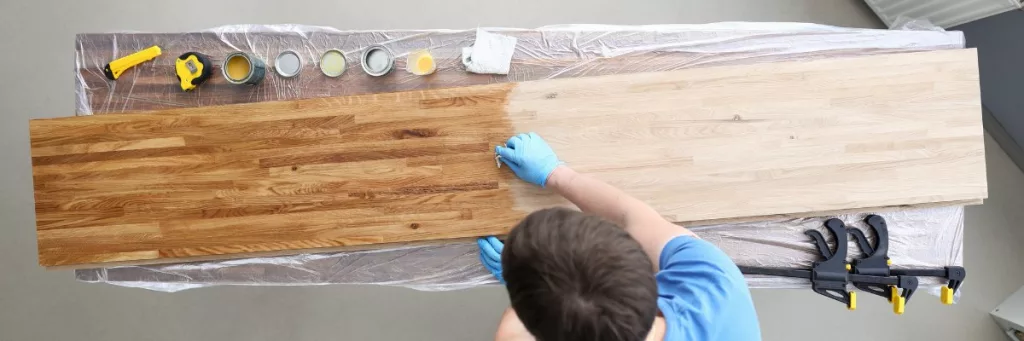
477,236,505,284
495,132,563,187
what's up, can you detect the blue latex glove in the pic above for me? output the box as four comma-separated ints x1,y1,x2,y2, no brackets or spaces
495,132,563,187
477,236,505,284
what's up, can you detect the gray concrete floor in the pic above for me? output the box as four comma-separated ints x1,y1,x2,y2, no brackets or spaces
1,1,1021,340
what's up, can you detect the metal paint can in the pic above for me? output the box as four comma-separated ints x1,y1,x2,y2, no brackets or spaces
319,49,347,77
361,45,395,77
274,50,302,78
222,52,266,85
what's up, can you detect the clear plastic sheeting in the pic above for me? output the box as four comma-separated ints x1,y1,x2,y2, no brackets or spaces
74,23,964,115
76,206,964,296
72,23,967,294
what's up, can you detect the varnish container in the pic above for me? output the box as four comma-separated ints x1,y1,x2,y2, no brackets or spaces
319,49,347,77
222,52,266,85
274,50,302,78
361,45,395,77
406,49,436,76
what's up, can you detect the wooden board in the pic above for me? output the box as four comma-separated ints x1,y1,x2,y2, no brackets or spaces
32,49,986,268
505,49,987,224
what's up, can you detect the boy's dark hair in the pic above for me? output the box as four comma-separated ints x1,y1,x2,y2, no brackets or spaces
502,207,658,341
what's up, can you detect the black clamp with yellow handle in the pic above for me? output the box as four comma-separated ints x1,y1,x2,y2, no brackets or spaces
849,214,915,314
846,272,918,315
740,217,931,314
892,267,965,306
739,218,858,311
849,214,966,308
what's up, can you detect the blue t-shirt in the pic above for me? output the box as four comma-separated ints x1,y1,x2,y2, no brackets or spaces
657,236,761,340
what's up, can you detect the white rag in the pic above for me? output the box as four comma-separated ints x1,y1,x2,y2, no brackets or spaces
461,29,517,75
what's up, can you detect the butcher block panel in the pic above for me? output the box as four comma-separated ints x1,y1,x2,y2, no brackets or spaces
31,49,985,268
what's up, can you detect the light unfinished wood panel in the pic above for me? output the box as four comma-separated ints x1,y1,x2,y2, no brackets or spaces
31,49,985,268
508,49,986,224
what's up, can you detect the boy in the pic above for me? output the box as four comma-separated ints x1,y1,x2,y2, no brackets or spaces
478,133,761,341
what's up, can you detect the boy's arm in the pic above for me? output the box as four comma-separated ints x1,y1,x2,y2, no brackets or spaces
546,166,696,268
495,133,696,267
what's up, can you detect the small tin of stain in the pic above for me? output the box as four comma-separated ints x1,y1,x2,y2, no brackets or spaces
274,50,302,78
319,49,347,77
222,52,266,85
361,45,395,77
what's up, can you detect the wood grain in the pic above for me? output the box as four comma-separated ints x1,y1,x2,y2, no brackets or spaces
33,49,986,268
507,49,987,224
34,83,524,267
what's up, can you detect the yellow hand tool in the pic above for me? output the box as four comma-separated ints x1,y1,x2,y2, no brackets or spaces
103,45,162,80
175,52,213,91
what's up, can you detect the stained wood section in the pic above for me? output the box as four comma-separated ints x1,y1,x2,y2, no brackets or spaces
33,49,985,268
508,49,986,224
32,84,524,267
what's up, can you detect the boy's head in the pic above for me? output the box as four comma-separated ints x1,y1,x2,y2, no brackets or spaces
502,208,658,341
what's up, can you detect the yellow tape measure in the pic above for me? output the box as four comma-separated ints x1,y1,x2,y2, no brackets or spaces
175,52,213,91
104,45,162,80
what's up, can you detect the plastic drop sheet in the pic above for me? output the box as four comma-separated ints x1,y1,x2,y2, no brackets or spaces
72,23,967,294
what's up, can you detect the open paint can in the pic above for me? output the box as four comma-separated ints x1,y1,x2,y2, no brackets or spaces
319,49,347,77
222,52,266,85
361,45,395,77
274,50,302,78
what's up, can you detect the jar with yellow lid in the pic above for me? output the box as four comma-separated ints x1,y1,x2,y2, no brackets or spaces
406,50,436,76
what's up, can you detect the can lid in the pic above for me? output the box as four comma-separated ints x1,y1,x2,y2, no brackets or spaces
406,49,436,76
319,49,347,77
361,45,395,77
275,50,302,78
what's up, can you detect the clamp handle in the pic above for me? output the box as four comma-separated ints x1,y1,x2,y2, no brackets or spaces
805,229,833,259
893,276,918,315
848,274,918,314
849,215,892,277
941,266,966,305
849,214,890,259
806,218,854,310
849,228,873,257
805,218,847,260
891,266,965,305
